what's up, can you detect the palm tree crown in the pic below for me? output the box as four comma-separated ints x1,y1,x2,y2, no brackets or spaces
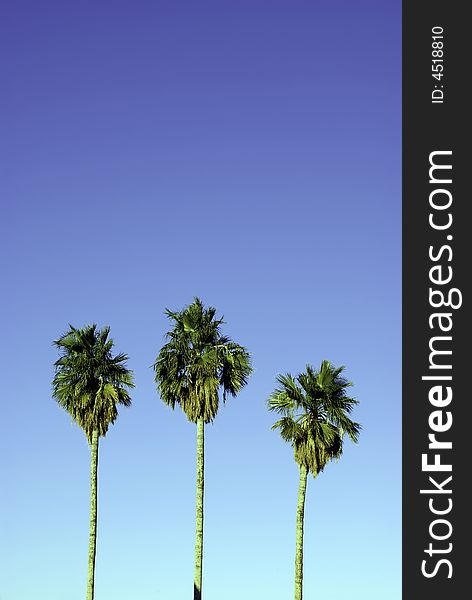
153,297,252,423
52,324,134,441
268,360,360,476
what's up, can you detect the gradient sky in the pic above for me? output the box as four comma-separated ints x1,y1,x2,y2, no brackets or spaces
0,1,400,599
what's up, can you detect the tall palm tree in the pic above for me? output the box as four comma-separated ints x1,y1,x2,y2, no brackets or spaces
52,324,134,600
268,360,360,600
153,297,252,600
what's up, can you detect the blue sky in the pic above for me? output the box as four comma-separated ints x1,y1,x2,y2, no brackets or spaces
0,1,400,598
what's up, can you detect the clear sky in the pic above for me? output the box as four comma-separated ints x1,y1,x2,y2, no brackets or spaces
0,1,400,599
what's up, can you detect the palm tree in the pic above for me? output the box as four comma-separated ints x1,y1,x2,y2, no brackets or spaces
52,324,134,600
153,297,252,600
268,360,360,600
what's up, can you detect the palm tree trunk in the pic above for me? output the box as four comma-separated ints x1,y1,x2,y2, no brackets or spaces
295,464,308,600
194,417,205,600
86,430,99,600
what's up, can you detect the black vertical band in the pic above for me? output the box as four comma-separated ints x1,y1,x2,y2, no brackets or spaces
403,2,469,597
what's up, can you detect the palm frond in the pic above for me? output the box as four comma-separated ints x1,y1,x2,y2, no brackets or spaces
153,298,252,423
268,360,360,477
52,324,134,443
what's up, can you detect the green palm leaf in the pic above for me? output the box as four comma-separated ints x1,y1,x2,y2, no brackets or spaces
153,297,252,423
